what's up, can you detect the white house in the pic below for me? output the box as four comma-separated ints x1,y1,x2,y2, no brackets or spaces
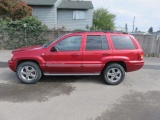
25,0,94,30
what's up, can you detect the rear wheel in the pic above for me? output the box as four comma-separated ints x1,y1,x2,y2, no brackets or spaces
103,63,125,85
16,62,42,84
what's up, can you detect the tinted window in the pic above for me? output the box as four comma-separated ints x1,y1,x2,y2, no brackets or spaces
86,35,109,50
111,36,136,49
55,36,82,51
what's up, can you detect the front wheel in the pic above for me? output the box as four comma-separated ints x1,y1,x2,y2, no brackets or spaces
103,63,125,85
16,62,42,84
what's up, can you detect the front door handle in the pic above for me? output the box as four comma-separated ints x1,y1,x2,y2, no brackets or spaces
71,53,80,56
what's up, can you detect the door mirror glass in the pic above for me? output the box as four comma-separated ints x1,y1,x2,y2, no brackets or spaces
50,46,57,52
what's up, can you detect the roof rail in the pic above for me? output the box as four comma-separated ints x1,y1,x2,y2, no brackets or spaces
69,31,128,34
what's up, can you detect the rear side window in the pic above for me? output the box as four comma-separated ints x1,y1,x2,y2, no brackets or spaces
111,36,136,49
86,35,109,50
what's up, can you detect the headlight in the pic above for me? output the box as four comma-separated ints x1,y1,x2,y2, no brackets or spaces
10,53,13,60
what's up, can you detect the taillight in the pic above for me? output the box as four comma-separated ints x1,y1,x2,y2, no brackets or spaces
141,54,144,59
138,53,144,60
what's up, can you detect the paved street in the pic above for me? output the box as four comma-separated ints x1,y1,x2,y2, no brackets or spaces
0,50,160,120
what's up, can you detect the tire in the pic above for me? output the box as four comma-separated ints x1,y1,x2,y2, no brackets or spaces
103,63,125,85
16,62,42,84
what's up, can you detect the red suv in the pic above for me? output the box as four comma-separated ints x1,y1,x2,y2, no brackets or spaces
8,32,144,85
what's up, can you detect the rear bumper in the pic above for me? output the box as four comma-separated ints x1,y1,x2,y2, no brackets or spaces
125,60,144,72
8,60,16,72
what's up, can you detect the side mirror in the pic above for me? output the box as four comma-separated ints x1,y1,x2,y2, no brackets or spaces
50,46,57,52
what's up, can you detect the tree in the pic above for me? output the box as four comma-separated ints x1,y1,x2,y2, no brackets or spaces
92,8,116,31
148,27,153,33
0,0,31,20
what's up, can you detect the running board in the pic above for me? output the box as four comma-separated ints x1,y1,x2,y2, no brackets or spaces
44,73,100,76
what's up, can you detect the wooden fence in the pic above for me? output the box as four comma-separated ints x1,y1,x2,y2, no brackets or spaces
133,34,160,57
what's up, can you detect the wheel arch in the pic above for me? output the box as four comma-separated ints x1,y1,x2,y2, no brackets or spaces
16,60,40,71
101,61,126,74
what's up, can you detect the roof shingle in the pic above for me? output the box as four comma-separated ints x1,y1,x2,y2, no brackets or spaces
58,1,93,9
25,0,57,6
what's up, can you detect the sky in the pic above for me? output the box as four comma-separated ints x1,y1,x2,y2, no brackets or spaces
89,0,160,32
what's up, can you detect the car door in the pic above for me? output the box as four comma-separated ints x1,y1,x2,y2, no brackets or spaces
82,33,113,74
45,35,83,74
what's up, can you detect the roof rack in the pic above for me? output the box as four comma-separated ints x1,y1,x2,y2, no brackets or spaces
69,31,128,34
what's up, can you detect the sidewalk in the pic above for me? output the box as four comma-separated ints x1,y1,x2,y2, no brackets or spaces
0,50,11,62
144,57,160,65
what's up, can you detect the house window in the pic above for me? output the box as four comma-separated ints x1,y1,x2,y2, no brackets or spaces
73,11,86,20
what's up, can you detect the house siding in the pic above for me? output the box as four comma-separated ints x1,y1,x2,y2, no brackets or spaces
55,0,63,6
31,6,56,29
57,9,93,30
54,0,63,28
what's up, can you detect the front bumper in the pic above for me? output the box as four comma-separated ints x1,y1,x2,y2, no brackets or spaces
8,60,16,72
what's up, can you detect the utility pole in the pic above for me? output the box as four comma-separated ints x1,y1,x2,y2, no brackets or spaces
125,23,128,32
132,16,135,33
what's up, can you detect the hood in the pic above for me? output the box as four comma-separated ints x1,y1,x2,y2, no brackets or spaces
12,45,41,53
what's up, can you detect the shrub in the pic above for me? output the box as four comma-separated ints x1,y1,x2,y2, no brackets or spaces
0,16,48,49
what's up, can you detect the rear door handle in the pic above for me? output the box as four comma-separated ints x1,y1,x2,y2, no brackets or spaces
102,53,111,56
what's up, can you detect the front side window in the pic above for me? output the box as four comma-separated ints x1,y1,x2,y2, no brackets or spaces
73,11,86,20
86,35,109,50
111,36,136,49
55,36,82,51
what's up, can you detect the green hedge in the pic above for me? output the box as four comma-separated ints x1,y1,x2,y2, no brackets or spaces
0,17,48,49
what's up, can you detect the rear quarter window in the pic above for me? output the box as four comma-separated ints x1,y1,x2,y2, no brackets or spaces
110,36,136,49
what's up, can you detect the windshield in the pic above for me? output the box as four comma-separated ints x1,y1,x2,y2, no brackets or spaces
41,33,68,48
